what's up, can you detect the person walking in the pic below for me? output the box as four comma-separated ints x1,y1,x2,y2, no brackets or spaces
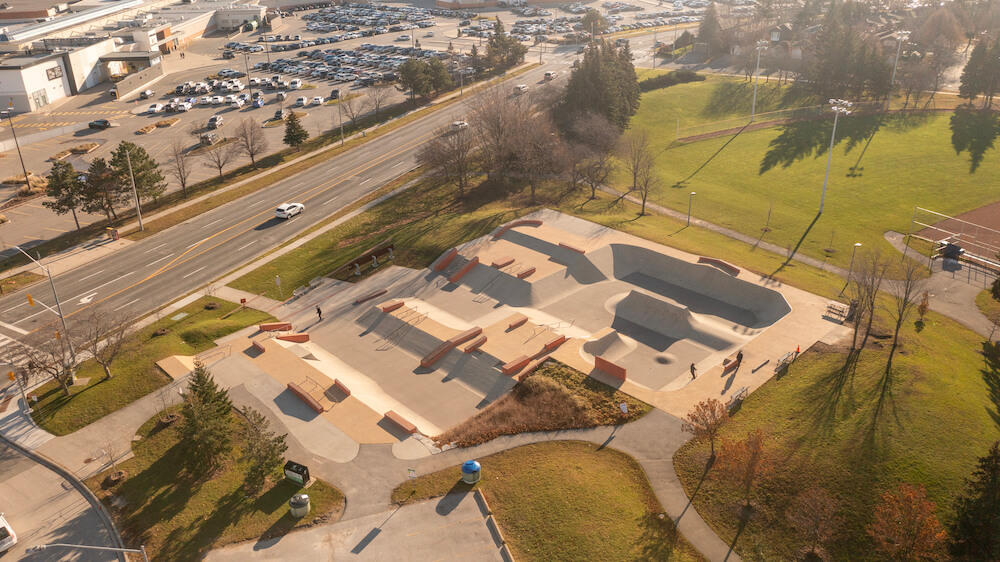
690,363,697,380
736,349,744,365
316,306,322,321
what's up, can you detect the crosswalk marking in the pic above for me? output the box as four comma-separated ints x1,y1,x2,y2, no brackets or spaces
47,110,133,116
12,122,76,129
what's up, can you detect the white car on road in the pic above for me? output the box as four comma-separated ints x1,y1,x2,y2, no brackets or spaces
275,203,304,219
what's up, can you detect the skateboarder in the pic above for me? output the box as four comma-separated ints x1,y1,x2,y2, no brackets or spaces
690,363,697,379
736,350,744,365
316,306,322,321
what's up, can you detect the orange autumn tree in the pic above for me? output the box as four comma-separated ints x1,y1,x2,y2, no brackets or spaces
867,483,947,560
716,428,773,508
681,398,729,458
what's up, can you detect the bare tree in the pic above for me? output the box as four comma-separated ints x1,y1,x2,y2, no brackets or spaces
580,149,615,200
80,304,136,380
367,81,395,122
849,248,890,353
166,140,192,198
469,85,530,183
201,142,239,180
416,125,477,196
15,331,78,396
340,93,370,128
883,258,928,371
618,129,655,192
102,437,124,478
787,487,842,557
634,158,660,216
233,118,269,170
681,398,730,458
513,113,561,204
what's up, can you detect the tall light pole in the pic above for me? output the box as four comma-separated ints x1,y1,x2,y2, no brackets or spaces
687,191,696,226
1,108,31,192
750,40,767,123
124,148,144,231
12,245,76,376
27,543,148,561
841,242,862,295
338,98,344,147
244,54,254,100
887,30,910,111
820,99,851,215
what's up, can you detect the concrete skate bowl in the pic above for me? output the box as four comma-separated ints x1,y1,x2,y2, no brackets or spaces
458,247,607,308
588,244,791,330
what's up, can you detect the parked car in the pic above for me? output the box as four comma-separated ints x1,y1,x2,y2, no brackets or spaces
177,102,193,111
88,119,117,130
311,96,324,105
146,103,164,114
275,203,304,219
252,98,265,108
277,91,288,101
274,108,288,120
289,78,303,89
200,132,221,147
295,96,307,106
139,89,155,99
222,50,236,59
208,115,224,129
230,99,245,109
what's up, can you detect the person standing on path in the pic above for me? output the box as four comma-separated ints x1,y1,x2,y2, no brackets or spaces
736,349,744,365
690,363,697,379
316,306,322,321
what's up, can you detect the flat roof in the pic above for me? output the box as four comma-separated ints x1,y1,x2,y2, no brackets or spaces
0,51,63,69
98,50,160,61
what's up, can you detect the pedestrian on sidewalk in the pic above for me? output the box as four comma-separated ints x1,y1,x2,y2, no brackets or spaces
316,306,322,321
690,363,697,379
736,349,744,365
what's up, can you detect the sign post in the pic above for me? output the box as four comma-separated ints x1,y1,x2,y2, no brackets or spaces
275,275,283,299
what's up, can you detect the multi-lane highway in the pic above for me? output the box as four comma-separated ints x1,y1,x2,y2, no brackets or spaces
0,55,576,345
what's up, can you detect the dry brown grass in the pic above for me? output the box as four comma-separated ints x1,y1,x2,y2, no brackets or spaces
434,361,651,448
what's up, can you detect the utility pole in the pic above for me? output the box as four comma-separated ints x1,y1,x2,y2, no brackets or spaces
124,148,144,231
12,245,76,380
1,107,31,192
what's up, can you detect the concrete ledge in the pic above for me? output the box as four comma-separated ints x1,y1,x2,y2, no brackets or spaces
464,335,487,353
516,266,536,279
276,333,310,343
420,327,484,368
491,256,514,268
259,322,292,331
333,378,351,396
595,356,627,381
287,382,324,414
697,256,740,277
507,314,528,330
252,340,266,352
448,256,480,283
543,334,566,350
558,242,586,254
354,289,388,305
381,300,405,313
492,218,543,239
502,355,531,375
432,248,459,271
384,410,417,434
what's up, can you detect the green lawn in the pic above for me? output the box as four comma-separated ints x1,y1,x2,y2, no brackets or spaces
629,77,1000,271
392,441,704,561
0,271,45,296
88,407,344,560
672,311,1000,560
229,176,847,302
30,297,273,435
977,289,1000,322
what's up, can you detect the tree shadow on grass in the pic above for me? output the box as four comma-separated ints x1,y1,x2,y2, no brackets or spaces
759,114,884,175
637,512,683,559
701,81,755,118
674,127,747,189
981,341,1000,428
949,108,1000,173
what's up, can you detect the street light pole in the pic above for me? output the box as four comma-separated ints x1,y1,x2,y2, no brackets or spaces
820,99,851,215
887,30,910,111
750,40,766,123
12,245,76,375
27,543,148,562
687,191,696,226
1,108,31,191
244,54,254,100
124,148,144,231
338,98,344,147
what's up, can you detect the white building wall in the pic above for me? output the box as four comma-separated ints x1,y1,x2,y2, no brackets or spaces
63,38,116,92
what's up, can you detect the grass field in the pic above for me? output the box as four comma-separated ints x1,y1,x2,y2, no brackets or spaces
672,310,1000,560
629,76,1000,271
228,175,847,302
977,289,1000,324
30,297,273,435
89,406,344,560
392,441,704,561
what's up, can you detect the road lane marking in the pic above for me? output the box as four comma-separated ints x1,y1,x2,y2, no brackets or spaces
0,320,29,335
14,310,45,325
248,200,265,207
360,178,371,185
146,253,174,267
187,238,209,249
143,243,167,254
79,270,105,281
182,266,207,279
78,293,98,304
203,218,222,228
2,303,27,314
391,161,406,169
236,241,256,251
114,298,140,311
323,196,338,205
68,272,135,302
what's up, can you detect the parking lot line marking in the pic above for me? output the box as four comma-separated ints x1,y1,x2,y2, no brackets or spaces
182,266,207,279
7,210,29,216
45,227,69,233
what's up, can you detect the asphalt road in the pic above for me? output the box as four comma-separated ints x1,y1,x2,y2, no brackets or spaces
0,442,114,561
0,56,572,344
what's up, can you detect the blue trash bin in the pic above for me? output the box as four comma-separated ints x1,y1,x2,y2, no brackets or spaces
461,460,481,484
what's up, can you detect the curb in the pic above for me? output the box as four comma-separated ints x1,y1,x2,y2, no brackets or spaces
0,427,127,561
474,489,515,562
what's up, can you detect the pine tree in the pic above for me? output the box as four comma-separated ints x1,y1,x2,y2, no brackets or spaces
399,58,432,98
240,405,288,495
958,41,987,103
79,157,128,226
555,40,640,132
950,441,1000,558
283,111,309,150
427,58,453,93
698,2,724,55
110,141,166,205
43,160,84,231
180,362,235,475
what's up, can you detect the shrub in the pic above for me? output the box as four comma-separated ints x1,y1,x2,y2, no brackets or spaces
638,70,705,92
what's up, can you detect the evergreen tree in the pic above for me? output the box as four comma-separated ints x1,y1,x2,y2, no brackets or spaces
240,405,288,495
697,2,724,55
554,40,640,132
79,157,128,226
283,111,309,150
959,41,1000,107
43,160,84,231
427,58,453,93
950,441,1000,558
399,58,432,98
109,141,166,205
580,9,609,35
486,17,527,69
180,362,235,475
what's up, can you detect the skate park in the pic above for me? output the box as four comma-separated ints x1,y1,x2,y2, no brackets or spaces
161,210,840,456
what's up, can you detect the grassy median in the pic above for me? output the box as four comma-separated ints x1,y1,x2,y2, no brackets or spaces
393,441,704,561
30,297,273,435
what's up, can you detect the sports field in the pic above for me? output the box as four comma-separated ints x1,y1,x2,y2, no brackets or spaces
629,75,1000,271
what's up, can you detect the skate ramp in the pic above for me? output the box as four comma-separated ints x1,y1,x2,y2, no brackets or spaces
610,290,735,352
459,250,607,308
581,329,638,362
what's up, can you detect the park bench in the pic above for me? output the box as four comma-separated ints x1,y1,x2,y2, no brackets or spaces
826,301,849,318
727,386,749,411
775,351,794,372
